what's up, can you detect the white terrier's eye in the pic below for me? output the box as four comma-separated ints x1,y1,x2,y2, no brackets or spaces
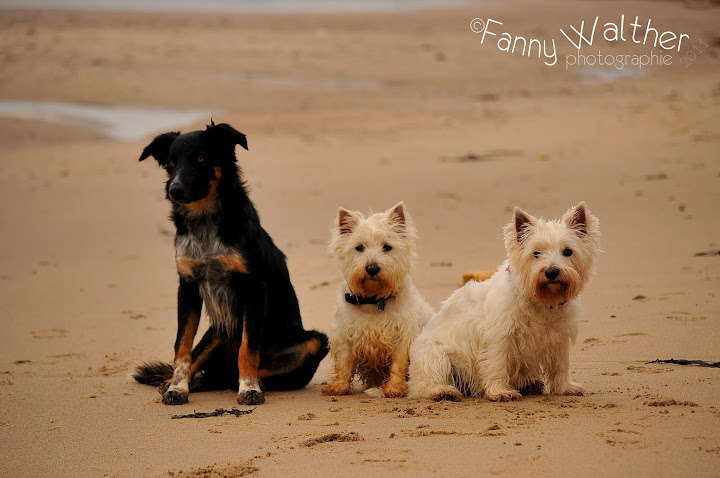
355,245,365,252
383,244,393,252
562,248,573,257
533,251,541,258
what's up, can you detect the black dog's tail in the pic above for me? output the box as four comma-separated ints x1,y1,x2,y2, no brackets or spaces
133,360,174,386
133,360,211,394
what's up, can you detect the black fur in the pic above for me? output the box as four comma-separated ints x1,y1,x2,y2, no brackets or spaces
134,121,328,404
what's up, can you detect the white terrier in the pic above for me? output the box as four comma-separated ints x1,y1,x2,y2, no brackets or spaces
408,202,600,401
322,202,434,398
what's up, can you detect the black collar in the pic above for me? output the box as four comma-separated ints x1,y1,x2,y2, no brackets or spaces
345,293,388,311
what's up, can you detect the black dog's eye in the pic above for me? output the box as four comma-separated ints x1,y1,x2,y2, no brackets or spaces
167,161,175,169
383,244,393,252
533,251,541,258
355,245,365,252
562,248,573,257
197,156,205,163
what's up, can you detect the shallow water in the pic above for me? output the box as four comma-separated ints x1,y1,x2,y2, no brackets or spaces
0,101,212,141
0,0,468,13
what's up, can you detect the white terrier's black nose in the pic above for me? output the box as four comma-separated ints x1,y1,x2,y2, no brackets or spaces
365,263,381,277
545,267,560,281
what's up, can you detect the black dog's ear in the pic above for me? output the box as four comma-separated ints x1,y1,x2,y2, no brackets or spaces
206,122,248,151
138,132,180,165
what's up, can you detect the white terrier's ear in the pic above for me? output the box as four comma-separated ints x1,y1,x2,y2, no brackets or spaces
564,202,589,235
513,207,536,243
387,201,407,229
338,207,359,235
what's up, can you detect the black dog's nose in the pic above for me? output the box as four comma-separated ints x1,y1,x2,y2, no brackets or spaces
365,264,381,277
545,267,560,281
168,184,186,202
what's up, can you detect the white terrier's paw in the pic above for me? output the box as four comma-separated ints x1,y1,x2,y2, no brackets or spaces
486,389,522,402
429,386,463,402
321,382,352,396
558,382,585,396
381,381,408,398
363,387,383,398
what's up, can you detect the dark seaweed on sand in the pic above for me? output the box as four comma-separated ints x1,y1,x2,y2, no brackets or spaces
648,359,720,368
170,408,255,419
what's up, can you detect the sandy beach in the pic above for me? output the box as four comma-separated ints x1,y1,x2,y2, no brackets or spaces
0,0,719,476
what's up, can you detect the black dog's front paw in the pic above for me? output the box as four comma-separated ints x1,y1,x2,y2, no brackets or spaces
162,389,189,405
237,390,265,405
158,380,171,396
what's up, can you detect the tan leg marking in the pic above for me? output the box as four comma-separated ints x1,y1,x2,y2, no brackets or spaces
238,330,260,386
164,309,201,404
381,348,410,398
237,313,264,404
188,336,226,377
174,310,201,367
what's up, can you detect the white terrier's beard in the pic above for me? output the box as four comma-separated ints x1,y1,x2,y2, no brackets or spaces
348,271,400,299
534,279,572,306
520,265,583,307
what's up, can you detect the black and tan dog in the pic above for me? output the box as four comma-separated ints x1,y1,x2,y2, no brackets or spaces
133,121,328,405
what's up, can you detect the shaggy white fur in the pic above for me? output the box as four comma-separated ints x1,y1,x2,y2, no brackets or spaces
322,202,434,398
408,202,600,401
